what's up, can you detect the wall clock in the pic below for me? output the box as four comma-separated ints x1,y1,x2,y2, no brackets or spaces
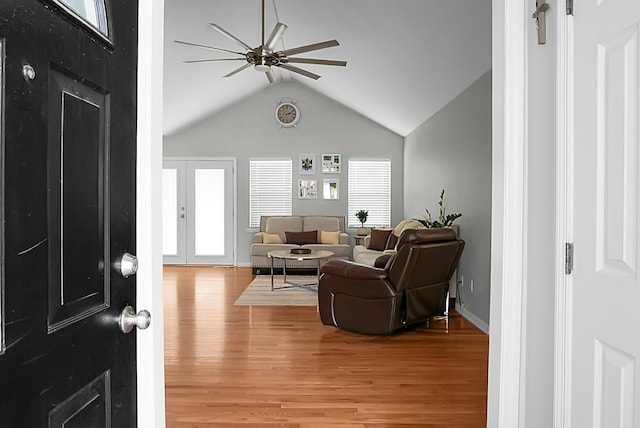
275,101,300,128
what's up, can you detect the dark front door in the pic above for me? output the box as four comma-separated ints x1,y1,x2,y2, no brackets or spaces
0,0,139,426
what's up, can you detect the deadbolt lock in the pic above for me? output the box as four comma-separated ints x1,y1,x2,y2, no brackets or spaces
118,253,138,278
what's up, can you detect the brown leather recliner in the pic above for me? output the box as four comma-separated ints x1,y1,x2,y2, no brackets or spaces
318,228,464,334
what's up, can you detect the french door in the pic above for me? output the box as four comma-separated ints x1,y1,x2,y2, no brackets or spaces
163,159,235,265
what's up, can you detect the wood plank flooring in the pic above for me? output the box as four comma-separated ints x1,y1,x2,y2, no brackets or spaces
163,266,489,427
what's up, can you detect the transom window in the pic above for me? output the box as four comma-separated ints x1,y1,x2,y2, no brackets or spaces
52,0,110,40
348,159,391,228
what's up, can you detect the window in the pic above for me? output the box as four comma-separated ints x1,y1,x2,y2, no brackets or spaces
249,159,292,228
348,159,391,228
51,0,110,40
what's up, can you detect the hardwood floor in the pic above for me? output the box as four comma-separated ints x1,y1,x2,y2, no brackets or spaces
163,266,489,427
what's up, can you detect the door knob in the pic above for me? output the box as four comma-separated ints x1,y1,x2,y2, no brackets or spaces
118,253,138,278
119,305,151,333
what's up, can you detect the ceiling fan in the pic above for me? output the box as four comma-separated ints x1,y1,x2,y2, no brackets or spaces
175,0,347,83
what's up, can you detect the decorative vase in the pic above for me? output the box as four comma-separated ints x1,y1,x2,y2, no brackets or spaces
357,227,369,236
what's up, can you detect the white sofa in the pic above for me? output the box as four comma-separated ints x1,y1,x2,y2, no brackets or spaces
250,215,351,274
352,219,427,266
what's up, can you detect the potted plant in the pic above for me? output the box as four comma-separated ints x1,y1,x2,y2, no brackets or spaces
415,189,462,228
355,210,369,236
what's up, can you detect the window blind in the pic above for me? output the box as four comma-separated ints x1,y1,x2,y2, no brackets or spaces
249,159,292,228
348,160,391,228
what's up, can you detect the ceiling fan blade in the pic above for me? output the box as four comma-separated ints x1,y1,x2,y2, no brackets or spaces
224,63,252,78
174,40,245,56
284,58,347,67
278,63,321,80
265,69,277,84
280,40,340,57
183,58,247,63
208,23,254,51
265,23,288,52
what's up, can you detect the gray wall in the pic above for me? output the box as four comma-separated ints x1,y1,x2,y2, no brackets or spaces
403,70,492,329
163,81,404,266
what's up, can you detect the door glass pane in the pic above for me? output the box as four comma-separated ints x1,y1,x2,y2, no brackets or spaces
194,169,225,256
162,169,178,255
52,0,110,39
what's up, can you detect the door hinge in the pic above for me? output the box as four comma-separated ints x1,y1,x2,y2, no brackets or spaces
565,242,574,274
566,0,573,15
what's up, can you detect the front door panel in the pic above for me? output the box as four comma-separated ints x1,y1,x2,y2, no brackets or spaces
48,371,111,428
0,0,139,426
48,69,109,332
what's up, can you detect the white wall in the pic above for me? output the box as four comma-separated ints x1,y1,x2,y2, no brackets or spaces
403,70,492,329
487,0,557,425
163,81,404,265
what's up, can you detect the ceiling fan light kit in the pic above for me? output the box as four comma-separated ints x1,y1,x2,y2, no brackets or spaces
175,0,346,83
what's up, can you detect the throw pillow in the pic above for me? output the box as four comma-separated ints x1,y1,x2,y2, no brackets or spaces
320,230,340,245
367,228,392,251
385,233,399,250
262,233,283,244
285,230,318,245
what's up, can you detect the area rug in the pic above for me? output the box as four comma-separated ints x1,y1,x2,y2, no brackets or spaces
234,275,319,306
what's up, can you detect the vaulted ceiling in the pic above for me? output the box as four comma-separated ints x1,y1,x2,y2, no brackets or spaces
163,1,492,137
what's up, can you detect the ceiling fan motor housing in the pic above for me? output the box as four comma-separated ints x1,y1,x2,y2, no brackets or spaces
248,49,280,70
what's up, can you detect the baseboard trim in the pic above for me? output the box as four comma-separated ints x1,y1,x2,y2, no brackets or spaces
455,303,489,334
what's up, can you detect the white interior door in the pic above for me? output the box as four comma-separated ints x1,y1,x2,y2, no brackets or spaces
163,159,235,265
568,0,640,425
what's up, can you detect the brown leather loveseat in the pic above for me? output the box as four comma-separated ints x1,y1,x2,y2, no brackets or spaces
318,228,464,334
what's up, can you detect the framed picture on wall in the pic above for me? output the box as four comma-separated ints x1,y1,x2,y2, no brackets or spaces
322,153,341,173
323,179,339,200
299,153,315,174
298,179,317,199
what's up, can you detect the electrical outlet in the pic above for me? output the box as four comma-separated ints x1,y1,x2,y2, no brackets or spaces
470,279,474,292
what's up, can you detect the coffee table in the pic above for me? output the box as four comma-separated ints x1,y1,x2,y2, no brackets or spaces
267,249,334,291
